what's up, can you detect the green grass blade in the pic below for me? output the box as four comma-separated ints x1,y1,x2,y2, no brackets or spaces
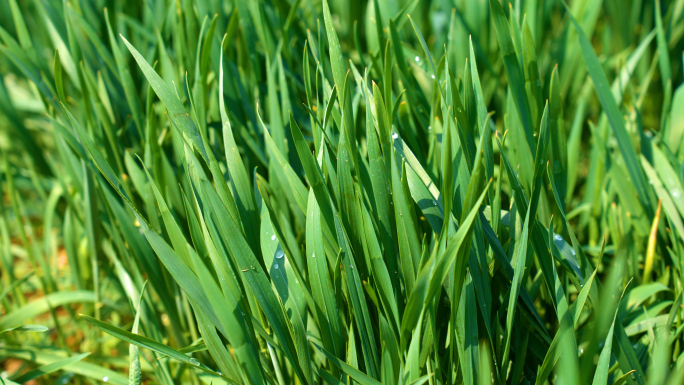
11,352,90,383
489,0,535,152
81,315,220,375
564,2,653,217
120,36,208,162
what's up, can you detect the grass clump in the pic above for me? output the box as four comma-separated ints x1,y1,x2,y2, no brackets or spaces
1,0,684,384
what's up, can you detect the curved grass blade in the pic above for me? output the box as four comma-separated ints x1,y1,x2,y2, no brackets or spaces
313,343,382,385
219,35,262,254
120,36,208,161
81,315,221,375
401,178,491,347
11,352,90,383
306,190,345,359
564,2,653,218
0,291,95,331
592,281,631,385
291,115,380,378
2,348,128,385
501,202,531,374
0,325,49,335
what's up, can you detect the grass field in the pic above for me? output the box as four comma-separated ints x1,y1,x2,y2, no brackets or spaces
1,0,684,384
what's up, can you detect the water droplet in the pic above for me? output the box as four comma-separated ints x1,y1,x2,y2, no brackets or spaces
275,250,284,259
554,234,562,241
103,377,109,382
431,74,435,79
579,348,584,355
428,125,432,130
350,265,354,269
580,284,584,288
311,252,316,258
415,56,420,62
433,200,437,205
673,190,682,198
271,234,276,241
296,279,299,283
392,132,398,139
274,263,279,269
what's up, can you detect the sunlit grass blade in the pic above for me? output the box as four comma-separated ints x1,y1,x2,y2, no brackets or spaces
11,352,90,383
81,315,221,375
